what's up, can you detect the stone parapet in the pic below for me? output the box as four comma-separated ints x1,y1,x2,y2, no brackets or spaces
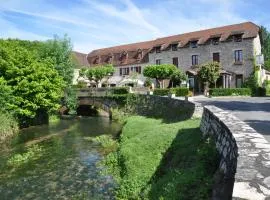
200,106,270,200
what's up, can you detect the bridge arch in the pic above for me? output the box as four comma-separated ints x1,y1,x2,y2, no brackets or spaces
77,97,118,119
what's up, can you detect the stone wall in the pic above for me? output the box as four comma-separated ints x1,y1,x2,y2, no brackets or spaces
200,106,270,200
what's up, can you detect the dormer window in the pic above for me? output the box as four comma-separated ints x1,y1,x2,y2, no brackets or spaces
156,46,161,53
234,34,242,42
171,44,178,51
93,57,99,64
212,37,219,45
190,41,198,48
120,52,127,62
107,55,113,63
137,50,142,60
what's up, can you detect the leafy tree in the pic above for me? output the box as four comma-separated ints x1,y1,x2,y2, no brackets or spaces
198,62,221,94
0,78,14,112
85,64,115,87
37,35,75,85
261,26,270,70
170,68,187,87
143,64,177,88
0,39,65,126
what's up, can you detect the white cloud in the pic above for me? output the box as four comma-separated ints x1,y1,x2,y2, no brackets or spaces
0,0,268,54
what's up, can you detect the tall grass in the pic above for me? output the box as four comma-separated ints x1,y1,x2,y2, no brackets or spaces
0,111,19,142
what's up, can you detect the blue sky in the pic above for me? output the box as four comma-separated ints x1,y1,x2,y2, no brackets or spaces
0,0,270,53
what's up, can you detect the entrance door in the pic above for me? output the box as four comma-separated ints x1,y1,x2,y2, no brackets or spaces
236,74,243,88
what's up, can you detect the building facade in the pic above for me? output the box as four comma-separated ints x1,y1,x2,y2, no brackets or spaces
86,22,262,90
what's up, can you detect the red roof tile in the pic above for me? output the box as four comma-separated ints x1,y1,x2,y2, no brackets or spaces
87,22,260,66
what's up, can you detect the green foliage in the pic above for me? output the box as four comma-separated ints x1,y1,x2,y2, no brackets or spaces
110,87,129,95
0,38,73,126
153,87,189,96
85,64,115,86
7,144,43,167
209,88,252,96
198,62,221,85
261,26,270,70
91,135,118,154
63,86,78,114
0,77,14,112
153,88,170,96
144,77,152,87
170,87,189,96
254,87,266,97
103,116,218,199
0,111,18,141
143,64,178,88
37,35,75,85
170,68,187,86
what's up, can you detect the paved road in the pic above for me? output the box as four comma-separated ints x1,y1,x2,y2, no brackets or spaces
193,97,270,142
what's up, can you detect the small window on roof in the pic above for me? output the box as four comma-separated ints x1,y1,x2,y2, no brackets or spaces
156,46,161,53
171,44,178,51
190,41,198,48
212,37,219,45
234,34,242,42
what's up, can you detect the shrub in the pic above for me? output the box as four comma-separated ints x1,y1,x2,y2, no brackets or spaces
153,88,170,96
253,87,266,97
170,87,189,96
0,111,19,142
209,88,252,96
111,87,129,95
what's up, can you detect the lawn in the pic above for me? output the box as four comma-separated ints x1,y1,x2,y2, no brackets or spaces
103,116,218,200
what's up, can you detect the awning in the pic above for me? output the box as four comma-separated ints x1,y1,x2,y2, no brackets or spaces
107,76,124,84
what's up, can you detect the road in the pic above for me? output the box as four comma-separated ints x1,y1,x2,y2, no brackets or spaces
193,97,270,142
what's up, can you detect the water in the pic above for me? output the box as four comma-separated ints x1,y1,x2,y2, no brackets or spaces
0,117,121,200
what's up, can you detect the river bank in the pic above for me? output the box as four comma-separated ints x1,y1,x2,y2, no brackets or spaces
99,115,219,199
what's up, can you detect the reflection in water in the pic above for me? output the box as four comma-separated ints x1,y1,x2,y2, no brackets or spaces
0,117,121,200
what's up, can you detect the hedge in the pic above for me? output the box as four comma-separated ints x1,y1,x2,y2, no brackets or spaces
153,87,189,96
111,87,129,95
171,87,189,97
209,88,251,96
153,88,170,96
253,87,266,97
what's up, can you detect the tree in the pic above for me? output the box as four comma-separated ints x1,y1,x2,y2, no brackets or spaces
198,62,221,94
143,64,177,88
170,68,187,87
261,26,270,70
85,64,115,87
0,39,65,126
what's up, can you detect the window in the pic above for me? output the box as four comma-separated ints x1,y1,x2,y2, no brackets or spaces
173,57,178,67
191,55,198,66
212,38,219,45
156,46,161,53
213,53,220,62
234,50,243,63
171,44,178,51
234,34,242,42
131,66,141,74
156,59,161,65
190,41,198,48
120,67,129,75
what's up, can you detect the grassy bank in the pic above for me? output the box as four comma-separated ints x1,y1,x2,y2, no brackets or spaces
102,116,218,199
0,111,18,142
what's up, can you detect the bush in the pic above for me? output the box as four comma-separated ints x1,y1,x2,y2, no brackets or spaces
209,88,251,96
154,88,189,97
253,87,266,97
111,87,129,95
153,88,170,96
0,111,19,142
171,87,189,96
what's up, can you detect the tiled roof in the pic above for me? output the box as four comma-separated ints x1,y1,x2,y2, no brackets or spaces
72,51,89,68
87,22,260,66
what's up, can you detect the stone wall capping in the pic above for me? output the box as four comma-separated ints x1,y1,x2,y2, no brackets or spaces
200,105,270,200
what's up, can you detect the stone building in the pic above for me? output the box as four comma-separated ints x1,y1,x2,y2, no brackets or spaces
86,22,262,91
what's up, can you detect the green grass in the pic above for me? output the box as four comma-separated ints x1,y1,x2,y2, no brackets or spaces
103,116,218,200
